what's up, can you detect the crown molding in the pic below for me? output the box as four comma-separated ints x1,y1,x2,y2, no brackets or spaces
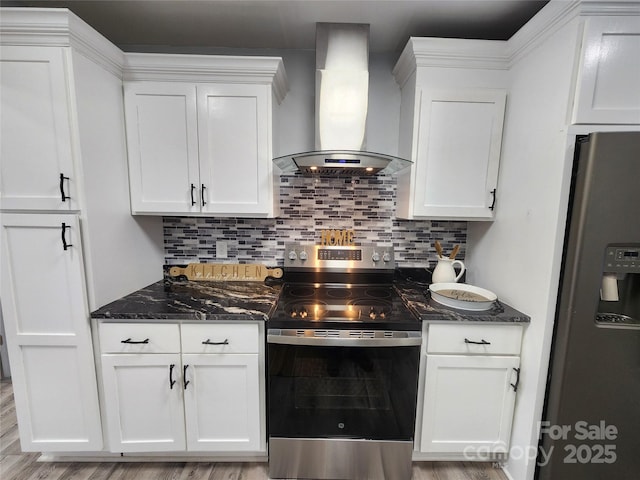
507,0,639,66
123,52,289,103
394,1,639,86
393,37,509,87
0,8,124,78
578,0,640,15
507,1,583,66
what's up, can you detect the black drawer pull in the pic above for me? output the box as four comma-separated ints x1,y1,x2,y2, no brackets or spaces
464,338,491,345
120,338,150,344
201,184,207,206
183,365,190,389
489,188,497,211
202,338,229,345
61,223,72,251
169,364,176,389
511,367,521,392
190,183,196,206
59,173,70,202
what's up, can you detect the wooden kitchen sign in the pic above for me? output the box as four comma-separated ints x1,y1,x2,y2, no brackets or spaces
169,263,283,282
320,229,355,246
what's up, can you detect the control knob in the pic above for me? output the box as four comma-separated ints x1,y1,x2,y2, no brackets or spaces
382,252,392,263
288,250,298,261
299,250,308,261
371,252,380,263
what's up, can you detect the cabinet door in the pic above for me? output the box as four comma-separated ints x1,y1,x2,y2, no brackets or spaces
413,89,505,220
0,46,78,211
0,214,102,451
420,354,519,454
124,82,200,214
573,16,640,125
197,84,273,216
101,353,186,452
182,353,261,451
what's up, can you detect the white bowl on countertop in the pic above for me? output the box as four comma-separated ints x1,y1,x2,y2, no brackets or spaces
429,282,497,311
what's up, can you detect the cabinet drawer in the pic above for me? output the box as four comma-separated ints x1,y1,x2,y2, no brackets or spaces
99,323,180,353
181,323,259,354
427,323,522,355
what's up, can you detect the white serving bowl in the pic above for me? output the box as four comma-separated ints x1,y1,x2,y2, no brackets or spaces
429,282,497,311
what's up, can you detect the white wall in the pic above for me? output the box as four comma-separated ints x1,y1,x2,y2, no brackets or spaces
72,51,165,309
466,15,582,480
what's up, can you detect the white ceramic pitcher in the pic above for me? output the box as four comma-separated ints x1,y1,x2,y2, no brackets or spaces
432,257,465,283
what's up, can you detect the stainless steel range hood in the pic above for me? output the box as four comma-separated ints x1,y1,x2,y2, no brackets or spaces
273,23,411,176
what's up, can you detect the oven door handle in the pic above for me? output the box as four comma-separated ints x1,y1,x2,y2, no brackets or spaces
267,329,422,347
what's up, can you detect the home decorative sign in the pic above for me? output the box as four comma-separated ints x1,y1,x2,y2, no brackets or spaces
320,229,355,246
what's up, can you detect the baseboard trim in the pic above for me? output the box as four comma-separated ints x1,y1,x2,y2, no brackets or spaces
38,453,268,462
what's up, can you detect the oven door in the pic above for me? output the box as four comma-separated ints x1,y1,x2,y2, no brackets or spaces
267,330,421,441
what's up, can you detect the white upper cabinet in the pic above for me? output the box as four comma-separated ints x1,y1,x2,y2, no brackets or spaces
123,53,288,217
393,38,509,220
411,88,505,219
0,46,78,211
125,82,200,213
572,16,640,125
197,84,271,216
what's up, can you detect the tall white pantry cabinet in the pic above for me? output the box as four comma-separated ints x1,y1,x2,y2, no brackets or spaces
0,9,164,452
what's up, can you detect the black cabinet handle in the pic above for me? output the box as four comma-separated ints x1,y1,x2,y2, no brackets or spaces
190,183,196,206
59,173,70,202
464,338,491,345
61,223,72,251
169,364,176,389
202,338,229,345
511,367,521,392
201,184,207,206
183,365,190,389
120,338,150,344
489,188,497,211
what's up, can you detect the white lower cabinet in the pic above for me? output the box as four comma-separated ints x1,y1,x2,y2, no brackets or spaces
416,323,523,457
0,214,102,452
182,354,260,451
420,354,520,454
99,322,263,453
101,353,186,452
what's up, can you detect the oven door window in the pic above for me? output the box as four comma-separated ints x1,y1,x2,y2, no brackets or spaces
268,344,420,440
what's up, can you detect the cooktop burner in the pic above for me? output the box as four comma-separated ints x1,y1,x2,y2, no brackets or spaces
270,283,419,330
269,243,420,331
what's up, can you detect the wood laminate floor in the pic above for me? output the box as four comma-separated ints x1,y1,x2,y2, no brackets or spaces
0,379,507,480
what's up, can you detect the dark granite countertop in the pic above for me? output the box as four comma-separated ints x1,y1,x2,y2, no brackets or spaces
92,267,529,325
91,279,282,321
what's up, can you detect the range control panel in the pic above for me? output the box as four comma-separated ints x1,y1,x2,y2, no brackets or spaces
285,243,395,271
604,245,640,272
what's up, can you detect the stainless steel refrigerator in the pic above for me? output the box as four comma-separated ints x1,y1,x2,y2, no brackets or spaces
537,132,640,479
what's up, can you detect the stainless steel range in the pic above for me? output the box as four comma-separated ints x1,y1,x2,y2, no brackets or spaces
267,243,421,480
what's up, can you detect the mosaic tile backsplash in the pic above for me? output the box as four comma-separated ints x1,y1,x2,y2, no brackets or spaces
164,174,467,268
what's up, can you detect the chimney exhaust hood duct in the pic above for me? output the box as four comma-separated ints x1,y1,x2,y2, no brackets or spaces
273,23,411,176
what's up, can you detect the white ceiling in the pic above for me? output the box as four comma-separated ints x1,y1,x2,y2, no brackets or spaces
3,0,549,53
